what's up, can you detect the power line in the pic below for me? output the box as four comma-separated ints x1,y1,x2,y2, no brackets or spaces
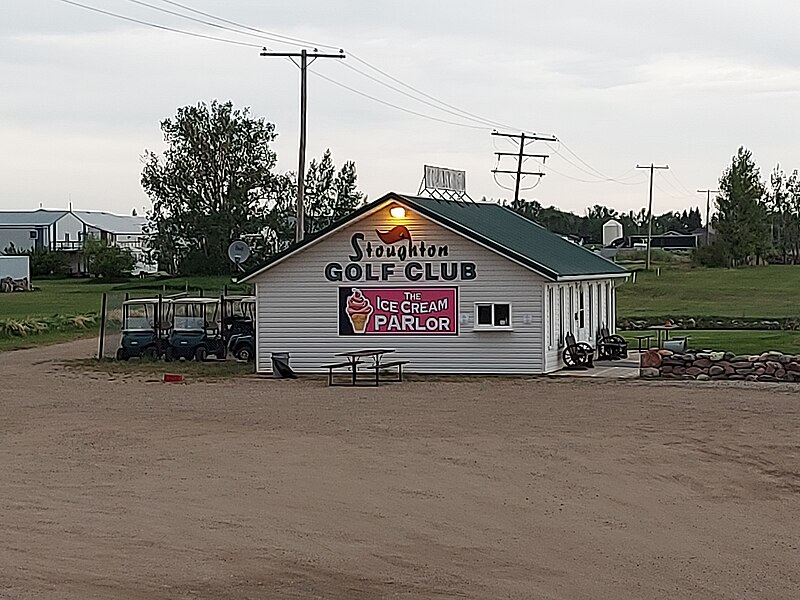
347,53,520,132
118,0,285,46
153,0,340,49
137,0,521,131
337,61,502,129
56,0,262,48
309,69,487,129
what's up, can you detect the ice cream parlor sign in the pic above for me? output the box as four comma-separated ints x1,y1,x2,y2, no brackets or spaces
338,287,458,335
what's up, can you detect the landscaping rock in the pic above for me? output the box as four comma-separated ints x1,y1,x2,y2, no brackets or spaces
709,365,725,376
696,374,710,381
640,367,660,378
641,350,662,369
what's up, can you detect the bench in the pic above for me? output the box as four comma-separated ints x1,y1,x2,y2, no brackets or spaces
633,334,652,352
323,358,410,386
322,361,356,386
369,360,410,384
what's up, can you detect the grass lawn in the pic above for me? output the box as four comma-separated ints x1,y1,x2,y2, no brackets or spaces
619,329,800,355
0,276,250,320
616,265,800,319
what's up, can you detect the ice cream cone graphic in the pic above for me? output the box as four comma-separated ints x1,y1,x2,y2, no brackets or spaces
346,288,372,334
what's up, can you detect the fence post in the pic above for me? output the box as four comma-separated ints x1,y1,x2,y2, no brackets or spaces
98,292,107,359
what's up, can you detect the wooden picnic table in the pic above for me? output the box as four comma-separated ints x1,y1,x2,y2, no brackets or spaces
325,348,406,386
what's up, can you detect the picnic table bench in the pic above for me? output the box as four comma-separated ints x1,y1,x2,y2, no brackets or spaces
323,349,409,386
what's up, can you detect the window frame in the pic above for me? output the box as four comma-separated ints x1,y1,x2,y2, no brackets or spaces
473,302,513,331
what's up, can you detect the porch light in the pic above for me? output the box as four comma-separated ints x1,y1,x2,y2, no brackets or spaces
390,206,406,219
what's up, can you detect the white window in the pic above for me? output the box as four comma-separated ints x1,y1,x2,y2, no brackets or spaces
578,286,585,329
474,303,512,330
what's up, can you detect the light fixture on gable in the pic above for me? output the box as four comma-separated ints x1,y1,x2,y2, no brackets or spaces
390,206,406,219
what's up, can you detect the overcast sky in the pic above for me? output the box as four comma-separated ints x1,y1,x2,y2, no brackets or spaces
3,1,799,219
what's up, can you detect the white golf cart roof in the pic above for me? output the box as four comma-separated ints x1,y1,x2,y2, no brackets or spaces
171,297,220,305
122,297,173,306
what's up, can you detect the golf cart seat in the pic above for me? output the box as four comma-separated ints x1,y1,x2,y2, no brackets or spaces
597,327,628,360
563,332,595,370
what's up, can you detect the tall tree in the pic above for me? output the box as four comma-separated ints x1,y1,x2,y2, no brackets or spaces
766,165,792,262
141,100,277,275
714,146,770,266
304,150,366,234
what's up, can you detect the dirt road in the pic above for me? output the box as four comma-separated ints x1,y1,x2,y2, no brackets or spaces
1,341,799,599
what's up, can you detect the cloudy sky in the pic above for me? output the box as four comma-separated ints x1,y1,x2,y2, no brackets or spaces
2,1,799,219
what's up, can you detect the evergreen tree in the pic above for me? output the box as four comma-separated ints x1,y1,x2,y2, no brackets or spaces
714,147,770,266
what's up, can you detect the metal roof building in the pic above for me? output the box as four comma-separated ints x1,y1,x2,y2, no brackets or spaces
243,192,629,375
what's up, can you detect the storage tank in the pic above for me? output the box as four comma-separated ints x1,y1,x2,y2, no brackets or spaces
602,219,623,247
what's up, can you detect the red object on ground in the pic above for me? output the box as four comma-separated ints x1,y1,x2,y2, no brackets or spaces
163,374,184,383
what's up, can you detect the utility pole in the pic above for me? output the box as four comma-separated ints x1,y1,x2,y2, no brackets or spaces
697,188,718,245
491,131,557,203
635,163,669,270
260,48,345,242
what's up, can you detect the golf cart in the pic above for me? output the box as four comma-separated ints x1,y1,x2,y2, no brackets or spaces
223,295,256,361
166,297,226,361
116,297,171,361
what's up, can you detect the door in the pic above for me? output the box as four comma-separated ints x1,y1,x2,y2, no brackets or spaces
576,283,589,342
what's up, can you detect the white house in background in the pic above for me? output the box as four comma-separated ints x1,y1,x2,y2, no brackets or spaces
0,209,156,275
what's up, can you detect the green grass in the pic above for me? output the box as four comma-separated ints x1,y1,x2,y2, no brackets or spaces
617,265,800,319
0,328,99,352
0,276,251,321
620,329,800,355
0,280,118,319
0,276,251,350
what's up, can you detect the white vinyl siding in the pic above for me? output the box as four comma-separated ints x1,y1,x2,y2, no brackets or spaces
252,208,546,375
542,279,618,372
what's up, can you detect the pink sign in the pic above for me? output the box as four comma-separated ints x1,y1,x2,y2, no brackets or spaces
338,287,458,335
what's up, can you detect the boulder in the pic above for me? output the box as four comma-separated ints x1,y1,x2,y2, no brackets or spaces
697,374,710,381
641,350,662,369
758,374,779,382
730,362,752,369
640,367,660,378
657,349,674,357
661,366,673,374
775,369,786,379
709,365,725,377
685,367,703,377
694,358,712,369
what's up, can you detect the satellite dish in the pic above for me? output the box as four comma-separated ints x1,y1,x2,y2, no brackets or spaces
227,240,251,271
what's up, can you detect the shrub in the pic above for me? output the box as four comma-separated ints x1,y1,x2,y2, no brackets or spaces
692,242,728,267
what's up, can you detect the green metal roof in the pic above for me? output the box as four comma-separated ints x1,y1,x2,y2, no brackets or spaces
240,192,628,282
399,195,628,279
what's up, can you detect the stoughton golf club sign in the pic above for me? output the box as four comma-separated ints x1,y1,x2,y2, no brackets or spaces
323,226,477,283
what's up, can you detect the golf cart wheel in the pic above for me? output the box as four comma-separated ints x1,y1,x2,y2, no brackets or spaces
116,348,129,361
234,345,253,362
142,346,159,361
194,346,207,362
562,348,579,367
